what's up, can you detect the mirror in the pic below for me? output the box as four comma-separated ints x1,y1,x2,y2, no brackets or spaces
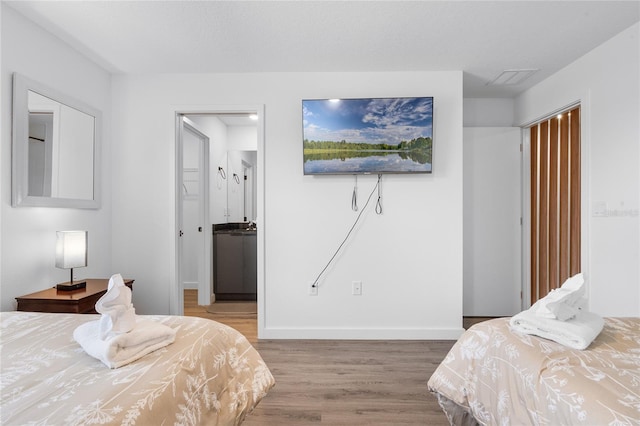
12,73,101,209
226,150,257,222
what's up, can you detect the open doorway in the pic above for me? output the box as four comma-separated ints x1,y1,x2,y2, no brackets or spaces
174,106,263,338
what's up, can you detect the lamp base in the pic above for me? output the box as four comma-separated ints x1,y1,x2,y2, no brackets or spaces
56,281,87,291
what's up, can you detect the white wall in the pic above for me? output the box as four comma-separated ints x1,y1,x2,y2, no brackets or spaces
0,4,113,311
515,23,640,317
464,98,515,127
111,71,464,339
228,126,258,151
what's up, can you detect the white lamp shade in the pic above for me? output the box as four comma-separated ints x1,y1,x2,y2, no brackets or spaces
55,231,87,269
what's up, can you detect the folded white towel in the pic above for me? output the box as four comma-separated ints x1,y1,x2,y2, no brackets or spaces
532,273,586,321
509,309,604,350
96,274,136,340
73,319,177,368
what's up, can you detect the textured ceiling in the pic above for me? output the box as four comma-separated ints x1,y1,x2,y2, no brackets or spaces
5,0,640,98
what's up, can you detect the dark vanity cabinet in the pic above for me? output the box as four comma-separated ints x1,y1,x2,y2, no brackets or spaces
212,224,257,300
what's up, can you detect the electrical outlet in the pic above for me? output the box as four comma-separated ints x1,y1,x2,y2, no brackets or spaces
352,281,362,295
309,282,318,296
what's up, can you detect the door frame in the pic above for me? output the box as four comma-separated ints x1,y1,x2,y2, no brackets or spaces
170,105,265,331
519,98,591,310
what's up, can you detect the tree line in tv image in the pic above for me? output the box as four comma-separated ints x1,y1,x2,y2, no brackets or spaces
303,136,432,173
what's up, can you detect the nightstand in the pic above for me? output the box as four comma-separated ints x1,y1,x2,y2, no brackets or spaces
15,278,134,314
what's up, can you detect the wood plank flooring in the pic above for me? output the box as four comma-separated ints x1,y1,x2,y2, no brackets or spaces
184,289,257,342
184,290,459,425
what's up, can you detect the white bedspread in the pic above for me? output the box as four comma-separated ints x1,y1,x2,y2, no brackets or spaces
429,317,640,426
0,311,274,425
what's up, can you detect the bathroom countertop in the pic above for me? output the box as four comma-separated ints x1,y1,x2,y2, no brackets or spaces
212,223,257,234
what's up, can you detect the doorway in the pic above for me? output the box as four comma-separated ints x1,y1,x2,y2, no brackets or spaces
173,107,263,331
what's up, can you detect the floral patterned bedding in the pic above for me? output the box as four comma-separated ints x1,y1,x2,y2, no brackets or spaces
428,317,640,425
0,311,274,425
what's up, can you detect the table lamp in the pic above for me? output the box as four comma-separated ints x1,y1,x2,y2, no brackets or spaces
55,230,87,291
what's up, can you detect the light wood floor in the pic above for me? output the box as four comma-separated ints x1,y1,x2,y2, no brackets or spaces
184,290,459,425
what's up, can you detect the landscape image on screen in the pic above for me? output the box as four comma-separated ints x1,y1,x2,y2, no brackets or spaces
303,97,433,174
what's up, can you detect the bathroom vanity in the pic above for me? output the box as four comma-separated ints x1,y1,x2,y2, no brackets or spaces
212,223,257,301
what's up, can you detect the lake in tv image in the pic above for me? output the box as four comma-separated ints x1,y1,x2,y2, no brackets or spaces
303,97,433,175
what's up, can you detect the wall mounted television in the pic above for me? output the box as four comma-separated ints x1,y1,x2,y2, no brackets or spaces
303,97,433,175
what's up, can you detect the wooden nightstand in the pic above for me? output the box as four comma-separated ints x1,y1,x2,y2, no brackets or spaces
16,278,134,314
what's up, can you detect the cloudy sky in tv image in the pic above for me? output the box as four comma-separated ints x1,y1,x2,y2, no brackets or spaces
303,97,433,146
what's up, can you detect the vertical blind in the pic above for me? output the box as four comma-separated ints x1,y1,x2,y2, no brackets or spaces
530,106,581,303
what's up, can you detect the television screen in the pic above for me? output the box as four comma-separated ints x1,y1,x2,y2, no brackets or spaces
303,97,433,175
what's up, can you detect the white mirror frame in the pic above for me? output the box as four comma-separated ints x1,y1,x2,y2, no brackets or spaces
12,73,101,209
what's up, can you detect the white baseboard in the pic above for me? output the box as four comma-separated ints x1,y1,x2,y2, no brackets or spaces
182,281,198,290
257,327,465,340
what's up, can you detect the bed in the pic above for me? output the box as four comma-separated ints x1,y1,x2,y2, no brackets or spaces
428,317,640,425
0,311,275,425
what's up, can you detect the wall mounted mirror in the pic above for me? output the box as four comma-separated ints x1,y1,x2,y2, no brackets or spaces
226,150,257,222
12,73,101,209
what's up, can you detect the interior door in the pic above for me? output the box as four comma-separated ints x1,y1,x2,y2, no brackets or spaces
177,116,211,308
463,127,522,317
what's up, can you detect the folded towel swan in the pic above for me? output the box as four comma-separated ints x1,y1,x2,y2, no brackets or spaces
74,273,176,368
95,273,136,339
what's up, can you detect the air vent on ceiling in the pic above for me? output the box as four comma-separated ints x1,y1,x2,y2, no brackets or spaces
487,69,539,86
